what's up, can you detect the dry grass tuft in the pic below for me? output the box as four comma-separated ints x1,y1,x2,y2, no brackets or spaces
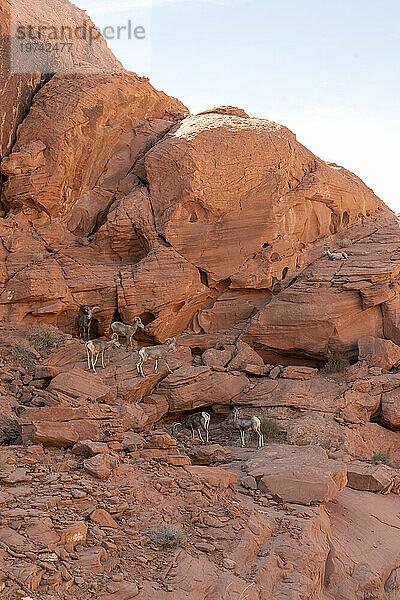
149,524,187,550
26,323,64,356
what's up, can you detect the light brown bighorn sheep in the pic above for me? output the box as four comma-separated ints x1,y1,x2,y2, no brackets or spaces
77,305,100,341
232,407,264,449
324,247,348,260
111,317,145,352
172,412,210,444
137,338,177,377
86,333,120,373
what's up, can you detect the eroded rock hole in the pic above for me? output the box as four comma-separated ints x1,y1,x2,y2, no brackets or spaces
138,311,156,326
330,212,340,234
172,301,185,314
282,267,289,280
198,269,209,287
342,211,349,226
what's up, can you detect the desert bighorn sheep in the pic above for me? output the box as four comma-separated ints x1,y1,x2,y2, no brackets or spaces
172,412,210,444
86,333,120,373
324,247,348,261
111,317,145,352
77,305,100,341
232,407,264,449
136,338,177,377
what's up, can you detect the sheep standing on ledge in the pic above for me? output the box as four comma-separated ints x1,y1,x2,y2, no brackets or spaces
111,316,145,352
232,407,264,449
137,338,177,377
77,305,100,341
86,333,120,373
172,412,211,444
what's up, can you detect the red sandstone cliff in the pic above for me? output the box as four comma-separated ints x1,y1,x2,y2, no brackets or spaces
0,1,399,599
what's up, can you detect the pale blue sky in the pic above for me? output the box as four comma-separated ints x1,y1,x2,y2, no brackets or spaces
75,0,400,210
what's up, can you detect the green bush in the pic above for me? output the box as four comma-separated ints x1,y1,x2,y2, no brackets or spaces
337,238,352,248
320,356,350,375
30,252,44,264
260,418,284,441
372,452,393,467
149,524,187,549
11,339,36,372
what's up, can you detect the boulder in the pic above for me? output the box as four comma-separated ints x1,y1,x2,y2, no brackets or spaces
48,368,116,403
281,365,318,380
358,336,400,370
156,367,249,413
84,454,118,480
381,387,400,429
185,466,237,488
71,440,109,458
244,444,347,505
188,444,232,465
19,405,123,446
122,432,145,452
90,508,118,528
227,341,264,371
346,461,397,492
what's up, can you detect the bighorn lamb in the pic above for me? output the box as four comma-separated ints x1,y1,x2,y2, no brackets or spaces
172,412,210,444
136,338,177,377
232,407,264,449
324,247,348,260
86,333,120,373
77,305,100,341
111,317,145,352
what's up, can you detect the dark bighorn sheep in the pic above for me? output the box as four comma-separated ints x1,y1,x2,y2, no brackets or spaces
137,338,177,377
324,246,348,260
77,305,100,341
232,407,264,449
111,317,145,352
86,333,120,373
172,411,210,444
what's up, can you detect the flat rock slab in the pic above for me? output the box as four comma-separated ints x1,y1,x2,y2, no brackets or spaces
243,444,347,505
48,368,116,403
185,465,237,488
346,460,398,492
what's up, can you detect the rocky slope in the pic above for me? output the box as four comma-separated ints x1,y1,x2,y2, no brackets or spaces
0,0,400,599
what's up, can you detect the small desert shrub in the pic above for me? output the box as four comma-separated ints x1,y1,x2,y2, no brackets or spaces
30,252,44,264
372,452,393,467
149,524,187,549
26,323,63,355
11,339,36,372
338,238,352,248
260,418,284,441
320,355,350,375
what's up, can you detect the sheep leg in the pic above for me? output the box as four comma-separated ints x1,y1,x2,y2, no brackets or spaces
86,349,91,371
196,428,204,444
92,354,99,372
154,360,158,373
240,430,245,447
138,359,145,378
191,428,195,440
205,426,209,444
101,351,105,369
166,360,173,374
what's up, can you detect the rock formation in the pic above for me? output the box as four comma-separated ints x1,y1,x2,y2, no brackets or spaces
0,0,399,598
